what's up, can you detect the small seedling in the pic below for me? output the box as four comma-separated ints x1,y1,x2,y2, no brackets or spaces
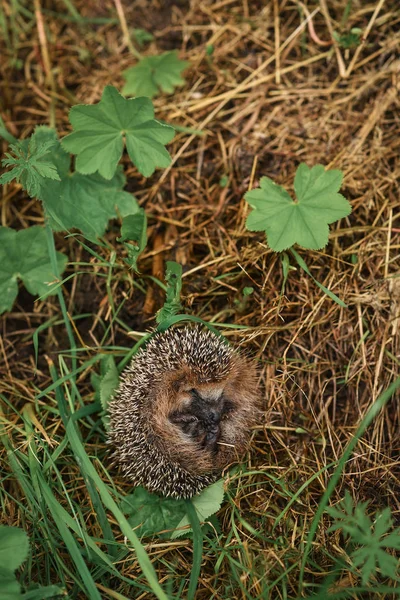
122,50,190,99
132,28,154,46
245,163,351,306
327,491,400,585
219,174,229,187
156,261,183,324
118,209,148,271
234,286,254,312
333,28,363,49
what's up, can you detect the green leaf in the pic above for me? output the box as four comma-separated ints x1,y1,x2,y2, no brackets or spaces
333,28,362,49
0,526,29,572
156,261,182,324
121,487,187,540
171,479,225,539
0,226,68,314
28,127,139,238
61,85,174,179
120,480,224,541
122,51,190,98
0,130,60,198
373,507,393,539
0,567,22,600
327,492,400,584
376,549,399,580
243,286,254,296
99,355,119,430
118,209,147,271
245,163,352,252
382,531,400,550
42,168,138,239
19,584,66,599
133,28,154,46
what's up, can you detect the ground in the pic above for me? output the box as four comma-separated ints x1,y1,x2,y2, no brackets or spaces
0,0,399,598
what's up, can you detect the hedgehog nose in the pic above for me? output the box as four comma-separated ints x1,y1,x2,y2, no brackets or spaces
209,408,221,424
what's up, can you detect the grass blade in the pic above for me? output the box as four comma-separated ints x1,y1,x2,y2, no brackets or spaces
290,248,347,308
66,421,171,600
185,500,203,600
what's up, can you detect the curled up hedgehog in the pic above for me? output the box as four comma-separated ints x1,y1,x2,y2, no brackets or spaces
108,325,260,499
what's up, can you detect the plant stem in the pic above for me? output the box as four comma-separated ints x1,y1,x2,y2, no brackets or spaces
44,221,77,400
113,0,142,60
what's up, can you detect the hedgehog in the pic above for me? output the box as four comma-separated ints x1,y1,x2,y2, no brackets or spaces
108,325,259,499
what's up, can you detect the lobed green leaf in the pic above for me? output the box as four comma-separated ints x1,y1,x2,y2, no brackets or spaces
123,51,190,98
0,135,60,198
245,163,352,252
171,479,225,539
61,85,174,179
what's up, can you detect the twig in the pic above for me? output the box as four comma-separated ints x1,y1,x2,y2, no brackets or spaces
345,0,387,78
33,0,56,127
274,0,281,84
319,0,347,77
113,0,142,60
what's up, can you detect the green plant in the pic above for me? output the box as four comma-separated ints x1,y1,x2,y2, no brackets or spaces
245,164,352,306
0,526,65,599
327,491,400,585
0,135,60,197
156,261,183,324
61,86,174,179
132,28,154,46
122,50,190,99
0,226,67,313
121,479,224,540
118,209,148,270
298,376,400,596
333,28,363,49
0,86,174,313
245,164,351,252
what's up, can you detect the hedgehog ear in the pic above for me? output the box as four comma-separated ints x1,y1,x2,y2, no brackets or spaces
169,369,197,394
170,375,188,394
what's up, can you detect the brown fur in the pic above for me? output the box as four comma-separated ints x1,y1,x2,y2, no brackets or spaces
151,355,259,474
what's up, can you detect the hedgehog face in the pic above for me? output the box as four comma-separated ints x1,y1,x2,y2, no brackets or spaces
169,387,235,452
108,326,260,499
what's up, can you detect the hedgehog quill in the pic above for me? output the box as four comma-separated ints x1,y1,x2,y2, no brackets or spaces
108,326,259,499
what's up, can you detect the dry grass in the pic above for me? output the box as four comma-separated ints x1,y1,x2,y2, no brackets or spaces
1,0,399,598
